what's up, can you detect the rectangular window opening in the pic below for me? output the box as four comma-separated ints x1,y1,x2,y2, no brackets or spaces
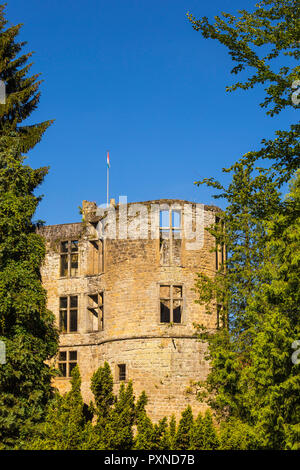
159,285,183,324
159,209,182,266
118,364,126,381
87,292,104,331
172,210,181,228
87,239,104,275
58,350,77,378
60,240,79,278
59,295,78,333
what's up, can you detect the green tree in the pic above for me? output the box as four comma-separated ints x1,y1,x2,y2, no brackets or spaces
189,412,205,450
242,172,300,449
194,162,299,449
104,381,136,450
168,414,177,450
174,406,193,450
202,410,219,450
189,0,300,449
219,418,261,450
188,0,299,181
134,412,155,450
91,361,115,431
135,413,171,450
0,5,57,448
0,5,53,151
135,390,148,423
91,363,159,450
27,366,99,450
190,411,219,450
152,417,170,450
134,390,157,450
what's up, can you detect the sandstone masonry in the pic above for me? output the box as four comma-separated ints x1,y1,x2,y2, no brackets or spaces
39,199,221,421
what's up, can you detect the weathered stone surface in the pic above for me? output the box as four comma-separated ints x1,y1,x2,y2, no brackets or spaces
39,199,220,421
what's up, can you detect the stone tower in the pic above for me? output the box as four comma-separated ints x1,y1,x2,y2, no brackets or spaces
39,199,222,421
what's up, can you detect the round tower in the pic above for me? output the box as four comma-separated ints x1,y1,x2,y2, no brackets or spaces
41,199,221,421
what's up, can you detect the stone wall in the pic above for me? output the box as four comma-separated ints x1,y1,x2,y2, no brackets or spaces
39,199,220,421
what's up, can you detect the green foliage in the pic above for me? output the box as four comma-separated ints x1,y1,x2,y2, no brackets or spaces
219,418,261,450
134,390,154,449
195,158,300,451
135,416,171,450
104,381,136,450
25,362,222,451
167,414,177,450
0,5,53,151
189,413,204,450
201,410,219,450
188,0,300,117
152,417,170,450
27,366,100,450
91,361,115,427
134,412,155,450
135,390,148,422
189,410,219,450
172,409,221,450
189,0,300,450
0,5,57,449
91,363,137,449
174,406,193,450
188,0,299,183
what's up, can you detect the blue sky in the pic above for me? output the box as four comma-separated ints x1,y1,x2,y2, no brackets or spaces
5,0,296,225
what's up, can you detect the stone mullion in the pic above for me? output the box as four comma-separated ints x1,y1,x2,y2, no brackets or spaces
169,209,173,266
67,295,70,333
170,285,174,322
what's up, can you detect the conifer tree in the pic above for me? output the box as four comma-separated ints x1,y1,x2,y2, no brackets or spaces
27,366,98,450
190,411,219,450
0,5,53,151
90,361,115,429
135,390,148,423
242,172,300,449
134,390,152,450
91,363,156,450
0,5,57,448
134,412,155,450
174,406,193,450
168,414,177,450
104,381,136,450
194,159,299,449
152,417,170,450
189,412,205,450
202,410,219,450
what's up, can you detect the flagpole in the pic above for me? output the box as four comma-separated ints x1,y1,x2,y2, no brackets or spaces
107,155,109,207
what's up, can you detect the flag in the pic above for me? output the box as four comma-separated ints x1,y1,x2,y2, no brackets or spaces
107,151,110,168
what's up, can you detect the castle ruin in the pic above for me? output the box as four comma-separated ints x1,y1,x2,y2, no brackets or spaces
39,199,222,421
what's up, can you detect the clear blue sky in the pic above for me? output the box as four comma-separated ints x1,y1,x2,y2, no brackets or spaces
6,0,296,225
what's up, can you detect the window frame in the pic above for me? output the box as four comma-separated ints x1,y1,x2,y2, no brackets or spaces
159,207,182,266
215,217,225,271
117,363,127,382
59,240,79,278
87,292,104,332
158,283,184,325
57,349,77,378
59,295,79,334
87,238,104,275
